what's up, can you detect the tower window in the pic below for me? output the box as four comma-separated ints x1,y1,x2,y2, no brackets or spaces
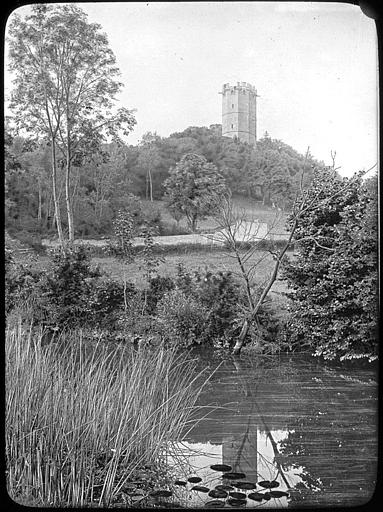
231,124,234,129
232,104,234,108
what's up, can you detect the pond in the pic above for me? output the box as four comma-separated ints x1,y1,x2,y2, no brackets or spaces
167,352,377,508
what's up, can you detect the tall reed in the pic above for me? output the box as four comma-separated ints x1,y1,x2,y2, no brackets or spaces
6,317,207,507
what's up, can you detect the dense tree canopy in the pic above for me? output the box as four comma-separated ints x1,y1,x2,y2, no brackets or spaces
5,115,325,239
282,169,378,361
164,153,227,231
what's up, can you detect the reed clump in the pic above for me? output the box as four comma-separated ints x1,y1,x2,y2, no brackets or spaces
6,317,206,507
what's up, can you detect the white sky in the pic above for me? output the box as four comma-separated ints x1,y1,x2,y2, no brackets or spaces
4,2,378,176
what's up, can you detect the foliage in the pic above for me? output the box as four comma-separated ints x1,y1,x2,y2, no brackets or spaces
7,4,136,242
282,170,378,361
5,252,43,316
108,199,163,296
6,122,322,242
156,288,210,347
145,275,176,315
164,153,227,231
155,264,245,347
109,207,136,261
5,245,130,330
178,266,244,342
138,223,163,282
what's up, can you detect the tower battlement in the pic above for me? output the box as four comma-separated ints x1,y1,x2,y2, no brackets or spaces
220,82,258,145
222,82,257,94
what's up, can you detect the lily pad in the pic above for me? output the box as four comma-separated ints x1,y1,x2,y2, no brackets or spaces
269,490,289,498
208,489,228,499
233,481,257,490
205,500,225,508
258,480,280,488
215,484,234,492
210,464,232,472
150,489,173,498
248,492,264,502
263,492,271,500
122,485,137,493
187,476,202,483
229,491,247,500
131,488,145,496
191,485,210,493
222,472,246,480
227,498,247,507
174,480,187,486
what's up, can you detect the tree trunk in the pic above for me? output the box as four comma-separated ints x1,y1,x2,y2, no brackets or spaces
191,213,198,232
51,140,65,247
65,137,75,242
148,167,153,202
65,161,74,242
231,220,297,355
232,319,250,355
37,180,42,223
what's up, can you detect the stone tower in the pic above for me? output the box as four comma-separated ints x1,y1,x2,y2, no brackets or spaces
220,82,258,145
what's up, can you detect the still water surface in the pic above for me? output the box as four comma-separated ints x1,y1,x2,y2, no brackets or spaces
170,352,377,508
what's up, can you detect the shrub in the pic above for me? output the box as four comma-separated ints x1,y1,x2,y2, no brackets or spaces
156,288,209,347
145,275,176,314
283,171,378,361
175,264,245,345
83,277,126,330
13,230,45,253
5,244,134,332
5,251,43,317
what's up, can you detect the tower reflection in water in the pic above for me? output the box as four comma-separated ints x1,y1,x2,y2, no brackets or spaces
168,356,306,508
167,352,376,508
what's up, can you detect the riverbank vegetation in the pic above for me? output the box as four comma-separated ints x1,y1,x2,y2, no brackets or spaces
6,317,208,507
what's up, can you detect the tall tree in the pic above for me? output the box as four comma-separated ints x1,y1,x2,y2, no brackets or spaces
282,169,378,361
7,4,136,244
164,153,227,232
137,132,162,201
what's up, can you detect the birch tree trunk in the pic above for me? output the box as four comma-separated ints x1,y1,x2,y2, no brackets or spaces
50,141,65,247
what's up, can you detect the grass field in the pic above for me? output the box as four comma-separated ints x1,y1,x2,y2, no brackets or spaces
141,196,289,235
26,248,290,304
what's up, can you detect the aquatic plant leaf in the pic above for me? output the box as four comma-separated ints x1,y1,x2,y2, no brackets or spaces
248,492,264,501
131,488,145,496
150,489,173,498
208,489,228,499
210,464,232,472
229,491,247,500
233,481,257,490
222,472,246,480
122,484,137,493
187,476,202,483
191,485,210,493
174,480,187,486
157,502,183,509
269,490,289,498
215,484,234,492
205,500,225,508
227,498,247,507
258,480,280,488
263,492,271,500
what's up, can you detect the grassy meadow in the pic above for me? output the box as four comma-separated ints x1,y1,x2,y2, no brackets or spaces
20,248,289,300
139,196,289,235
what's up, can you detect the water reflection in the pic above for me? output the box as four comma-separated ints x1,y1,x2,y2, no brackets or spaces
170,352,377,508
